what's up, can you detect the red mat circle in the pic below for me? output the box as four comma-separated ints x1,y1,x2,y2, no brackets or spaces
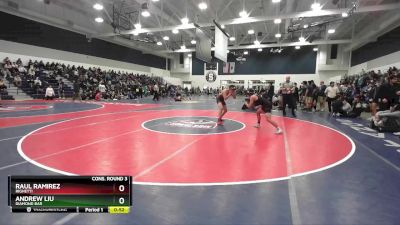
19,110,354,185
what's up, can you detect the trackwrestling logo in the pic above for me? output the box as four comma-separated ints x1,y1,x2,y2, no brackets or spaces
166,119,217,129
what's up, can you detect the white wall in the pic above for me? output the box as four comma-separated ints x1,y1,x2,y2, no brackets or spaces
170,53,191,74
319,71,347,83
349,50,400,75
0,39,173,78
348,63,368,75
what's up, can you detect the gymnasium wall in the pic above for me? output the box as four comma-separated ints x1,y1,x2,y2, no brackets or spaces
175,44,349,88
349,25,400,74
348,50,400,75
0,11,167,70
192,46,317,75
0,39,178,83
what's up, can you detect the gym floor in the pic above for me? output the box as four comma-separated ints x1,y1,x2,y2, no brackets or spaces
0,96,399,225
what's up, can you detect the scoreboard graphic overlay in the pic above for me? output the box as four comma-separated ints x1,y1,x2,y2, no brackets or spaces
8,176,132,214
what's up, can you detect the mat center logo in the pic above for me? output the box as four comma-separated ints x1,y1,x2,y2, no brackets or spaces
166,119,217,129
142,116,245,135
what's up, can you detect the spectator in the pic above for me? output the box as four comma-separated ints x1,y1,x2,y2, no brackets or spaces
58,79,65,99
18,64,27,74
293,83,299,106
347,96,364,118
98,82,106,99
28,65,36,78
267,82,275,100
372,75,399,116
3,57,10,64
341,98,352,116
153,83,160,101
325,81,340,113
372,104,400,131
14,74,22,88
317,81,327,111
45,85,55,100
73,80,81,102
95,90,101,101
34,77,42,87
299,81,307,109
304,81,315,111
0,79,7,93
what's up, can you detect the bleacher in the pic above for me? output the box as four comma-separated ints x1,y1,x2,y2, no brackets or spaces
2,57,167,101
0,63,15,100
19,74,74,99
1,59,76,100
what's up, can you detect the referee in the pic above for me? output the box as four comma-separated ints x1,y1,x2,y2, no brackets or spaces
280,76,296,117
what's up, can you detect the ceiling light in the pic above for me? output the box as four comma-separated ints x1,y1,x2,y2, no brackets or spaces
254,40,260,46
141,3,150,17
163,36,169,41
181,45,186,50
313,47,318,51
328,29,335,34
311,2,322,11
181,17,189,25
244,51,249,55
191,39,196,44
152,0,159,2
95,17,104,23
272,0,281,3
275,33,281,38
342,12,349,17
303,24,309,28
156,41,162,46
239,10,248,18
198,2,207,10
134,23,141,29
141,10,150,17
172,29,179,34
274,18,282,24
258,48,262,52
188,53,192,57
93,3,103,11
229,37,236,41
295,46,300,49
299,36,306,42
248,29,255,34
221,24,225,29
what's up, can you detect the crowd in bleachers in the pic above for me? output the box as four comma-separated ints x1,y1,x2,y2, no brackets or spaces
336,68,399,114
343,67,400,131
0,56,226,102
281,66,399,131
0,57,169,101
